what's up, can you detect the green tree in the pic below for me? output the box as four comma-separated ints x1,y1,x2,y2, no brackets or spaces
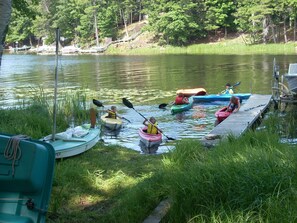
98,1,118,39
145,0,204,45
288,0,297,41
6,6,36,46
234,0,274,44
52,0,86,45
204,0,236,37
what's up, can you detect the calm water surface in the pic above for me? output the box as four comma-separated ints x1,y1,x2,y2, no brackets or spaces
0,53,296,153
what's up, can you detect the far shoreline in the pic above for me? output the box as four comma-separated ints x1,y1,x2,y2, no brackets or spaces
105,42,297,55
4,42,297,56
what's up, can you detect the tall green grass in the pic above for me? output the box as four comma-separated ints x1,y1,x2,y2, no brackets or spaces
85,130,297,223
0,88,90,138
160,131,297,222
106,43,297,55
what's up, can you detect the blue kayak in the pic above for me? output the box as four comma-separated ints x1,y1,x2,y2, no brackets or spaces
192,93,251,102
171,96,194,114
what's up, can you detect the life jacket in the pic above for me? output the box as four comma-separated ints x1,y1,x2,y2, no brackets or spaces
223,88,234,94
107,110,117,119
175,96,184,105
147,122,158,134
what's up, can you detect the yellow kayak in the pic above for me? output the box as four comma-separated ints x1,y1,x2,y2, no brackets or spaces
100,113,123,130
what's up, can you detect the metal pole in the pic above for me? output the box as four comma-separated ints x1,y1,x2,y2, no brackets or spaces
52,28,60,140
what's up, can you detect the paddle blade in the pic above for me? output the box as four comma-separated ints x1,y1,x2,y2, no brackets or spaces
166,136,175,140
122,98,134,109
93,99,103,107
122,117,131,123
90,108,96,128
158,103,168,109
232,81,241,87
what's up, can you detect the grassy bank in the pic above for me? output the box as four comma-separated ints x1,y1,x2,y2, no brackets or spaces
45,132,297,222
1,99,297,222
47,129,297,222
106,42,297,55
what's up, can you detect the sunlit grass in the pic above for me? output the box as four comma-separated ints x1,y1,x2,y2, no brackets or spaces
106,43,297,55
48,145,164,222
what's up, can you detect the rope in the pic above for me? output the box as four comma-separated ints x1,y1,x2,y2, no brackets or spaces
3,135,30,176
244,104,266,111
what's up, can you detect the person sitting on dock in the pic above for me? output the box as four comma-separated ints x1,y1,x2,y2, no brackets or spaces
221,83,234,94
107,106,121,119
227,96,240,113
175,92,189,105
143,117,159,134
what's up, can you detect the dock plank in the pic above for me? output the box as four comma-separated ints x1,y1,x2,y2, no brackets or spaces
202,94,272,146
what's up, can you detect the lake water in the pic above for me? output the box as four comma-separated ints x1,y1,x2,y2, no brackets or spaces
0,53,296,153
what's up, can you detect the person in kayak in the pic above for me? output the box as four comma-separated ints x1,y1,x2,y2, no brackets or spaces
227,96,240,113
143,117,159,134
221,83,234,94
175,92,189,105
107,106,122,119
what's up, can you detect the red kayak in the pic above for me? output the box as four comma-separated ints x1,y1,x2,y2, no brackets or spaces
176,88,207,97
215,106,232,124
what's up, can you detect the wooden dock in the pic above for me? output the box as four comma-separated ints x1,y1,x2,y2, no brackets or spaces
202,94,272,147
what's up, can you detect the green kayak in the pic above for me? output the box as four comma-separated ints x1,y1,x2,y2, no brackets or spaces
171,96,194,114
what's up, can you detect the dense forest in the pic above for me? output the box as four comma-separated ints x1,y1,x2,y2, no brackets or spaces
6,0,297,47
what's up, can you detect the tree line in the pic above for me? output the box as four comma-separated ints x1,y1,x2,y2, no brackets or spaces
7,0,297,47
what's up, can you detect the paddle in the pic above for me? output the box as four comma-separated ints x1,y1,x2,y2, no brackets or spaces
232,81,241,88
158,102,174,109
93,99,104,107
122,98,175,140
92,99,131,123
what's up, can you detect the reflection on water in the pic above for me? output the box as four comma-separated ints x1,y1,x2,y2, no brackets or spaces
2,54,297,108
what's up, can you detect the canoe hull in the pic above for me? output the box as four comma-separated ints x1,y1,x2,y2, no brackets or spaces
176,88,207,97
138,127,162,152
0,134,55,223
171,96,194,114
43,128,100,159
193,93,251,102
215,107,232,124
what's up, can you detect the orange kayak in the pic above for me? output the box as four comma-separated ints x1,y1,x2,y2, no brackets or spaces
176,88,207,97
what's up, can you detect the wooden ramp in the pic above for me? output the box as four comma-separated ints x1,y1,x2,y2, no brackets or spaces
202,94,272,147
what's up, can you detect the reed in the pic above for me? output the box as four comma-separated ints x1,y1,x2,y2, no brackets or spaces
106,43,296,55
0,89,90,138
